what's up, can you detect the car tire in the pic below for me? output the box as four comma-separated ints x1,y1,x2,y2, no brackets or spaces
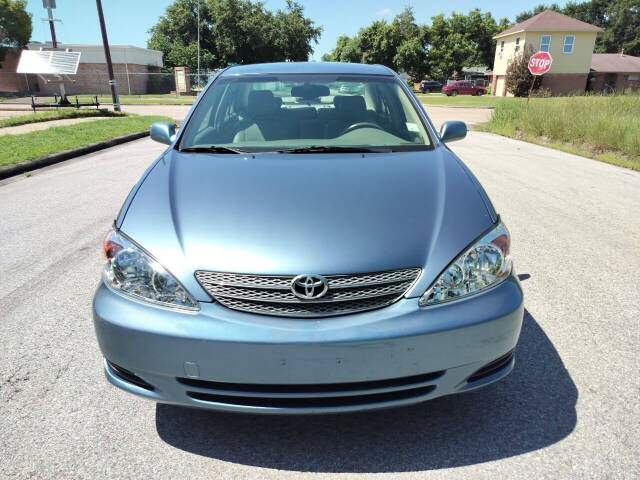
450,90,458,97
475,90,483,96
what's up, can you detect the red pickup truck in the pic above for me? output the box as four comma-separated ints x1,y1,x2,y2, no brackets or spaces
442,81,487,96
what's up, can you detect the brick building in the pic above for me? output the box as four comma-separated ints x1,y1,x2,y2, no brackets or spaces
0,43,163,96
589,53,640,93
491,10,602,96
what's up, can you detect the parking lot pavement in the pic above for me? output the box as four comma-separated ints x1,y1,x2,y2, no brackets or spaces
0,133,638,479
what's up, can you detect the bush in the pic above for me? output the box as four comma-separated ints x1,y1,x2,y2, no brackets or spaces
505,44,541,97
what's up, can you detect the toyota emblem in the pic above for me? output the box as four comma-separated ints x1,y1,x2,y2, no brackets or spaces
291,274,329,300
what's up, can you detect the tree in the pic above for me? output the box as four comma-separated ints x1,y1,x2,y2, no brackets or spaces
0,0,32,63
514,0,640,57
323,8,508,81
505,44,541,97
148,0,321,70
596,0,640,57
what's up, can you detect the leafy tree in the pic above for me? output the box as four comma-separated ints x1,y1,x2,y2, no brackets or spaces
514,0,640,56
323,7,427,76
148,0,321,70
323,8,507,81
0,0,32,63
597,0,640,57
505,44,541,97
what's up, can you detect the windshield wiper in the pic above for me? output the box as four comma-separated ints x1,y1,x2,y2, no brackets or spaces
179,145,246,154
276,145,392,154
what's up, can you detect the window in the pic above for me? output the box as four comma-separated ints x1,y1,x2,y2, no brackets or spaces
563,35,575,54
540,35,551,52
500,41,504,56
515,37,520,52
180,74,432,151
626,74,640,81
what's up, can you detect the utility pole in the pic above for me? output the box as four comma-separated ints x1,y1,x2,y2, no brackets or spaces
42,0,59,48
197,0,201,84
96,0,120,111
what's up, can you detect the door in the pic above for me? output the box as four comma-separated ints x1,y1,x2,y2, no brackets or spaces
495,77,506,97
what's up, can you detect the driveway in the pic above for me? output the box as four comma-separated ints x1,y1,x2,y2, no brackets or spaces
0,133,638,478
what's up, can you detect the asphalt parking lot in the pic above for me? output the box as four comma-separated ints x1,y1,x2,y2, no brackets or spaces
1,132,638,478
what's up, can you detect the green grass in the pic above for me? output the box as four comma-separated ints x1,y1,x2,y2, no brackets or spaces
73,94,196,105
477,93,640,170
416,93,514,107
0,115,172,167
0,108,125,128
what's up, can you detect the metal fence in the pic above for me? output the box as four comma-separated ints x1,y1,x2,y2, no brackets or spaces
0,71,218,98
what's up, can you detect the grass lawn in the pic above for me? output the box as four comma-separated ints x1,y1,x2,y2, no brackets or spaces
73,94,197,105
0,115,172,167
477,94,640,170
0,108,125,128
416,93,514,107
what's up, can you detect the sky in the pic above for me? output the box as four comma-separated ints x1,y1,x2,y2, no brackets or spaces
26,0,571,61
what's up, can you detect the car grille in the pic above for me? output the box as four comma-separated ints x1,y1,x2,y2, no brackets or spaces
195,267,422,318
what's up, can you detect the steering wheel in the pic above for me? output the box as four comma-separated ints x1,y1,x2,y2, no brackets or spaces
340,122,383,135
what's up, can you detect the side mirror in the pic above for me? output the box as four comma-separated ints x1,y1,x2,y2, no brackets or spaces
150,122,176,145
439,121,467,143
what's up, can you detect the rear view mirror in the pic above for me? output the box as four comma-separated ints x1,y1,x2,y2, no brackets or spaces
439,121,467,143
291,84,330,100
150,122,176,145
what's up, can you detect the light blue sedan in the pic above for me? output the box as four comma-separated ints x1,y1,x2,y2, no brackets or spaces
93,62,524,414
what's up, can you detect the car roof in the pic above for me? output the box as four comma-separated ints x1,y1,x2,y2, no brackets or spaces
220,62,394,76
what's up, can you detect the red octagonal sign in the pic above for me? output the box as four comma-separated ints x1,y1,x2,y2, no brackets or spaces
528,51,553,75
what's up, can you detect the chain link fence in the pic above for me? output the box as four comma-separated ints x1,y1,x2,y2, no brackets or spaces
0,71,219,100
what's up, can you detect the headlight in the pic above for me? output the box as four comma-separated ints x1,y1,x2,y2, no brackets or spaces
419,220,512,307
102,229,199,310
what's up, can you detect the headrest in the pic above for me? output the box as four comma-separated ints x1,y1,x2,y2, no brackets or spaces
334,95,366,115
248,90,276,116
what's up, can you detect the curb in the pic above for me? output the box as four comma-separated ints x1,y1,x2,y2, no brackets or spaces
0,130,149,180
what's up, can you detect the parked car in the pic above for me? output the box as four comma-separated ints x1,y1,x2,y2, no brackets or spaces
418,80,443,93
442,81,487,96
93,62,523,414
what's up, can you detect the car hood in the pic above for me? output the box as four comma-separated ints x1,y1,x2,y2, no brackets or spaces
120,147,495,301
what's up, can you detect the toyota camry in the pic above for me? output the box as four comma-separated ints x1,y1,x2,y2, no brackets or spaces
93,62,524,414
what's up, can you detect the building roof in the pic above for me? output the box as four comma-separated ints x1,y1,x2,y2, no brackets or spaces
494,10,603,39
590,53,640,73
222,62,393,76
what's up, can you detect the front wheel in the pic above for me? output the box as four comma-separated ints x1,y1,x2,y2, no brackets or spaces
475,90,484,96
450,90,458,97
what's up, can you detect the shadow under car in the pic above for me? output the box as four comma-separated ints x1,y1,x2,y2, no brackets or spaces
155,308,577,473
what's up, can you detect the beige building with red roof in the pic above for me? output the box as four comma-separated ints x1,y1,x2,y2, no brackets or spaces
491,10,602,96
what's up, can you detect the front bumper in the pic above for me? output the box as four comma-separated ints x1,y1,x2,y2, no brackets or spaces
93,274,524,414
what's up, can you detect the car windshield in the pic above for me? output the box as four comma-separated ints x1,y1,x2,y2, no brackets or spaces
179,74,432,152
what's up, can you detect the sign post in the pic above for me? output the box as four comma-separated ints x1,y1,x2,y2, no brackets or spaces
527,51,553,102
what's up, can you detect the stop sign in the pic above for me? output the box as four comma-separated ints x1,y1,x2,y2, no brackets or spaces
528,51,553,75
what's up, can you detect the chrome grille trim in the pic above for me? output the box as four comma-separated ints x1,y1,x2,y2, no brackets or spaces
195,267,422,318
